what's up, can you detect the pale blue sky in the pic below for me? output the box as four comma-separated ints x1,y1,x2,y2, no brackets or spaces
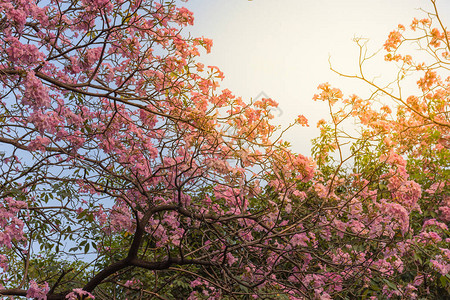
180,0,450,155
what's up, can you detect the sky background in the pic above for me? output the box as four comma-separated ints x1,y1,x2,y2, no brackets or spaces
179,0,450,156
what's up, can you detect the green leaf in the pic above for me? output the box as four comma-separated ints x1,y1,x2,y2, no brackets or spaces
414,252,422,264
439,275,448,287
383,279,397,290
84,243,90,254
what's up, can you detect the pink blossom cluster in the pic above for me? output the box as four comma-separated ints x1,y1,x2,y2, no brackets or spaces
26,280,49,300
65,288,95,300
4,37,45,66
0,197,27,250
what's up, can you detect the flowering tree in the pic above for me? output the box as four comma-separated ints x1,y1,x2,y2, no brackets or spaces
0,0,448,299
0,0,315,299
310,0,449,298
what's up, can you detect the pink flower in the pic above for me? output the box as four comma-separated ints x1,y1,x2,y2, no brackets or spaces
124,279,142,288
422,219,448,231
26,280,49,300
438,205,450,222
430,253,450,276
5,37,45,65
28,136,51,152
23,71,50,109
0,255,9,271
81,0,113,13
384,30,402,51
290,233,309,247
190,278,203,288
66,288,95,300
380,200,410,234
0,197,27,249
176,7,194,25
226,252,238,266
296,115,309,126
202,38,213,53
82,47,103,70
